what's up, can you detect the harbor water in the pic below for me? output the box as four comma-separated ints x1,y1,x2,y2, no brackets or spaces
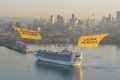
0,44,120,80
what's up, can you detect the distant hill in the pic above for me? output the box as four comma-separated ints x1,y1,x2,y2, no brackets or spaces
0,17,36,24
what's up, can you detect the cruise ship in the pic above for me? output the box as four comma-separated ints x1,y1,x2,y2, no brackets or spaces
34,49,82,66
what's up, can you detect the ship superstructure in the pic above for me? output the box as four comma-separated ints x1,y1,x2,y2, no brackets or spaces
35,49,82,66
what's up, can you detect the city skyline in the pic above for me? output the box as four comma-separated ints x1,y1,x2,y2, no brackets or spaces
0,0,119,19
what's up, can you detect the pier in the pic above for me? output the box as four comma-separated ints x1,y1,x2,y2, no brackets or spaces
0,33,17,46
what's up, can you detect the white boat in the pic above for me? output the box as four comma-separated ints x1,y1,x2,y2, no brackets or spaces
34,49,82,66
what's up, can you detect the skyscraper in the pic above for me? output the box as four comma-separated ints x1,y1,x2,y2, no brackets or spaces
69,14,77,28
116,11,120,27
49,15,54,24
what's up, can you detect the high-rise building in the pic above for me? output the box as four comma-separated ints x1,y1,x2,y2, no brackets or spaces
116,11,120,21
116,11,120,27
69,14,77,27
33,19,40,30
54,15,65,32
108,14,112,21
49,15,54,24
56,15,64,25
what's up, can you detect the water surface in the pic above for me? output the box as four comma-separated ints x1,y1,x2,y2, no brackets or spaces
0,45,120,80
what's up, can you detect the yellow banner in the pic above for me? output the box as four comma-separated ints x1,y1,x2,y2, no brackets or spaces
78,33,108,47
14,27,42,40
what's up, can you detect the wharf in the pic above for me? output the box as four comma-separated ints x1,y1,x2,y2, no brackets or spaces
0,33,17,46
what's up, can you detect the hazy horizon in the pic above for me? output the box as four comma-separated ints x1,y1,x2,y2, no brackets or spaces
0,0,119,19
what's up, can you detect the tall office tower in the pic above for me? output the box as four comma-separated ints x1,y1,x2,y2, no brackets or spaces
69,14,77,28
49,15,54,24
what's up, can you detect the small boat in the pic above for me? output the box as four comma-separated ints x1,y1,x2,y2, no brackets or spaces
34,49,82,66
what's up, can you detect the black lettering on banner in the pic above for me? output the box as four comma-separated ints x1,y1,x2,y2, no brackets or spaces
81,42,86,44
19,29,38,37
87,41,90,44
81,37,98,44
20,30,26,34
29,31,38,36
17,28,40,39
90,38,97,41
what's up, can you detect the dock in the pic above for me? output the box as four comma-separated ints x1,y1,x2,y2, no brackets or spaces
0,33,28,54
0,33,17,46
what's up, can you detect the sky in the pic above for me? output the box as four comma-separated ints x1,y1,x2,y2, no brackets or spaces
0,0,120,19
